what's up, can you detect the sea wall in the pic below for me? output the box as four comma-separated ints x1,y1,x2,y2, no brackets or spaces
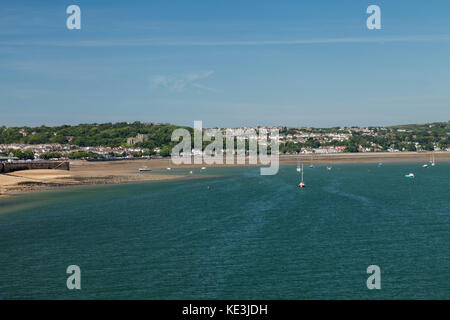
0,161,70,173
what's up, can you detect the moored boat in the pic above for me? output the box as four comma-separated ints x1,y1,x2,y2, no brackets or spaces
299,163,305,188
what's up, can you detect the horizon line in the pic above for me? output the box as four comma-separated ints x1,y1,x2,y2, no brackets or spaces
1,120,449,130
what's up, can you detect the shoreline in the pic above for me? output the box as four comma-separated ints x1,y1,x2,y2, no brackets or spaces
279,151,450,164
1,151,449,198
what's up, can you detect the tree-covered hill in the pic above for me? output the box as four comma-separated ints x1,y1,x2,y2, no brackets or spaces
0,122,192,149
0,121,448,153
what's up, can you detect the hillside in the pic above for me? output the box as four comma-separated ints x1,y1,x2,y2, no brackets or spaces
0,122,192,149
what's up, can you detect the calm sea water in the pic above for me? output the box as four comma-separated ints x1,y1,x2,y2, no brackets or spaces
0,163,449,299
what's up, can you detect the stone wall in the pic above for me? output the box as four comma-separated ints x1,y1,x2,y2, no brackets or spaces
0,161,70,173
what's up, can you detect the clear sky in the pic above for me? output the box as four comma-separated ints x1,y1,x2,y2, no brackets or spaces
1,0,449,128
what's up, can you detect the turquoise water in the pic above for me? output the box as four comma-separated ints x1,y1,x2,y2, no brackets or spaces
0,163,449,299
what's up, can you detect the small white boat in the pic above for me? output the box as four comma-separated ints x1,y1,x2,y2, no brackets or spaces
422,164,429,168
309,154,314,168
299,163,305,188
167,167,172,170
139,166,152,172
326,166,332,171
201,167,206,170
405,173,415,178
430,153,436,166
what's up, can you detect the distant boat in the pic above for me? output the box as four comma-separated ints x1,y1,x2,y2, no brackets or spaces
431,153,436,166
309,154,314,168
139,166,152,172
299,163,305,188
422,164,429,168
167,167,171,170
378,162,383,166
405,173,415,178
201,167,206,170
326,155,333,170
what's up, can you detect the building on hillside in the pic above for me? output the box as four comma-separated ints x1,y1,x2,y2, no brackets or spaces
127,134,148,145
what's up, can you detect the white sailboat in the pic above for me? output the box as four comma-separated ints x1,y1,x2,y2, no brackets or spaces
309,153,314,168
424,153,435,168
299,163,305,188
296,155,302,172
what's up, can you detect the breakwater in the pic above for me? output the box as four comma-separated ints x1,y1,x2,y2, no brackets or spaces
0,161,70,173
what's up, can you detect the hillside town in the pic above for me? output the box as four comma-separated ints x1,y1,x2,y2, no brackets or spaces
1,122,449,161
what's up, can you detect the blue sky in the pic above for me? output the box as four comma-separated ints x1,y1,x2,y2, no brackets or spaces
1,0,449,128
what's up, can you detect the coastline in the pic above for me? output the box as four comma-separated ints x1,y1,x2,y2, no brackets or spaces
1,151,449,198
279,151,450,164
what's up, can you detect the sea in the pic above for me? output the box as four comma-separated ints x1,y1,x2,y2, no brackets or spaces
0,162,449,299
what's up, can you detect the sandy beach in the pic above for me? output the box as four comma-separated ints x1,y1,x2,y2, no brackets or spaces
0,160,181,198
1,151,449,198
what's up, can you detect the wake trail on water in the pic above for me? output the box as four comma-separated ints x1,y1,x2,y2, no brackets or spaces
322,180,373,208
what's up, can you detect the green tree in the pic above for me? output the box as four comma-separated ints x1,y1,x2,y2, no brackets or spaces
160,146,171,157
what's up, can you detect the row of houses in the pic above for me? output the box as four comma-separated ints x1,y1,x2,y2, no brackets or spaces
0,143,150,159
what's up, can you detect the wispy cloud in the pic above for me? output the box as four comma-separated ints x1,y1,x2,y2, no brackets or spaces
150,71,219,92
2,35,450,47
